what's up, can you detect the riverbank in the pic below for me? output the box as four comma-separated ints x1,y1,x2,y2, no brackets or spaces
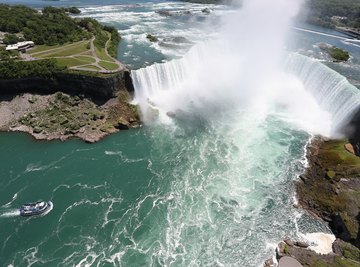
0,90,140,143
265,136,360,266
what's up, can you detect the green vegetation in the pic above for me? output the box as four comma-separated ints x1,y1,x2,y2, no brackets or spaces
3,33,23,45
34,41,90,58
74,56,96,64
0,47,19,61
298,139,360,248
95,46,114,62
28,44,65,54
319,44,350,62
81,65,101,71
19,92,106,135
0,5,90,45
17,91,139,140
104,25,121,58
328,47,350,62
0,5,122,72
0,59,65,79
306,0,360,29
78,18,121,58
99,61,118,70
55,57,90,68
63,7,81,14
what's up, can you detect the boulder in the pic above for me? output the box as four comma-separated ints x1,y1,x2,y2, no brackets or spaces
294,241,309,248
278,256,303,267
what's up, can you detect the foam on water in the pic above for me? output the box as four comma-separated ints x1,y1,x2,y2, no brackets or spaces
0,209,20,218
128,0,360,265
2,1,360,266
77,2,231,67
301,232,336,254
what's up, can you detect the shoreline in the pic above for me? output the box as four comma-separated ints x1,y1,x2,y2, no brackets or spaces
0,91,140,143
266,136,360,266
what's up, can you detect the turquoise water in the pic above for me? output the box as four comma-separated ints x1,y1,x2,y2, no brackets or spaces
1,0,360,266
0,113,330,266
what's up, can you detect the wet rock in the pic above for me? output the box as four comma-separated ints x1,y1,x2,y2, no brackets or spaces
299,174,307,182
115,118,130,130
202,8,210,14
156,10,172,16
284,238,294,247
294,241,309,248
276,242,287,259
264,258,274,267
146,34,158,42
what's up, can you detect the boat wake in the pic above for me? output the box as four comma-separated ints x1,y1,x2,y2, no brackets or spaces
0,209,20,218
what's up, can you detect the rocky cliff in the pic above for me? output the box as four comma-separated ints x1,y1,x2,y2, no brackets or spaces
0,70,134,101
348,107,360,156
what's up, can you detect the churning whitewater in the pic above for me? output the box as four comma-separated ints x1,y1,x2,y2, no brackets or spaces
129,0,360,266
2,0,360,266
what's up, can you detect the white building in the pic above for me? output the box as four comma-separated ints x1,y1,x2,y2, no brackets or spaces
6,41,35,52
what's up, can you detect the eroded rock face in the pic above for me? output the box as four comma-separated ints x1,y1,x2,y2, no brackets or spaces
0,70,134,101
272,238,360,267
346,107,360,156
296,137,360,248
1,91,140,143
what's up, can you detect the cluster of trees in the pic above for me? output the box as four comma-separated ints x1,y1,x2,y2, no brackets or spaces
0,59,65,79
2,33,23,45
104,25,121,58
78,18,121,58
0,47,19,61
0,5,89,45
305,0,360,29
63,7,81,14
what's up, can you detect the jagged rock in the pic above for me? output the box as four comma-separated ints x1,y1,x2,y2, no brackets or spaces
33,127,42,134
115,118,130,130
156,10,172,16
284,238,294,247
202,8,210,14
264,258,274,267
298,174,307,182
276,242,287,259
294,241,309,248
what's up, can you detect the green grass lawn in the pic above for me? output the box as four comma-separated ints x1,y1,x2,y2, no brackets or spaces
29,43,65,54
37,41,90,58
25,35,119,72
74,55,96,64
99,61,118,70
55,57,91,68
95,46,114,62
81,65,101,71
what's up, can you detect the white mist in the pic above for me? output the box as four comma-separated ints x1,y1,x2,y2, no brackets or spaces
132,0,360,137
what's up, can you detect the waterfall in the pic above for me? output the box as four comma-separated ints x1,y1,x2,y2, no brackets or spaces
132,50,360,135
285,53,360,133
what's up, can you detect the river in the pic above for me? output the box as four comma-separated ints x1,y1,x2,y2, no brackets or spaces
1,0,360,266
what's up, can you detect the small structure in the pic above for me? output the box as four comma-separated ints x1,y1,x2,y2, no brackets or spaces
6,41,34,52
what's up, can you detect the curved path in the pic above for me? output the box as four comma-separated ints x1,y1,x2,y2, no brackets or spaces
28,34,126,73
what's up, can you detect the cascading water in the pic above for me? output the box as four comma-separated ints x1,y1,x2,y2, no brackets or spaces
285,53,360,134
128,0,360,266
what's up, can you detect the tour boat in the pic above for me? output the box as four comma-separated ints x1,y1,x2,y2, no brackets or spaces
19,201,53,217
